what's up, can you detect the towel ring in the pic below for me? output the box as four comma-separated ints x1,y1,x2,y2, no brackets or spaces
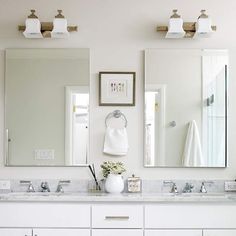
105,110,128,128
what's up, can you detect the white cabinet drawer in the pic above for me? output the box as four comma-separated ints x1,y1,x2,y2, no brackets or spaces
0,229,32,236
92,229,143,236
145,204,236,229
92,204,143,228
145,230,202,236
204,230,236,236
34,229,90,236
0,203,90,227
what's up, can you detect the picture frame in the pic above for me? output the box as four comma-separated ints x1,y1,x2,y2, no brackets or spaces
99,71,136,106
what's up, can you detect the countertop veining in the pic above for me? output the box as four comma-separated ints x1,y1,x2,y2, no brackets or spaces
0,192,236,203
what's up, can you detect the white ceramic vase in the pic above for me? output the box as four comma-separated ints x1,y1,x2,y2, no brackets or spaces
105,174,124,194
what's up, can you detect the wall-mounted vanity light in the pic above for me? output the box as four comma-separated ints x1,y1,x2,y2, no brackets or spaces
166,10,185,39
19,10,78,38
51,10,69,38
23,10,43,38
157,9,216,39
194,10,213,38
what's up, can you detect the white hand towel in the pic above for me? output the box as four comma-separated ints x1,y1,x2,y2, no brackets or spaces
182,120,204,167
103,127,129,156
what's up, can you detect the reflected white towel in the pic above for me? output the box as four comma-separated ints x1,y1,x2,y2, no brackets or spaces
182,120,204,167
103,127,129,156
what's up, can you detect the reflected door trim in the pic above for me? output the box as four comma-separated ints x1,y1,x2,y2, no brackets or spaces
65,86,90,166
144,84,166,167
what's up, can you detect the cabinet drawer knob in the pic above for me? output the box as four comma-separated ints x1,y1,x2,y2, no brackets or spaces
105,216,130,220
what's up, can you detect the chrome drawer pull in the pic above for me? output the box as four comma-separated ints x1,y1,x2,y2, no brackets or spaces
105,216,130,220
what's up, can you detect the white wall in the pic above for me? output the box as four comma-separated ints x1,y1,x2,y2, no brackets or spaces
0,0,236,180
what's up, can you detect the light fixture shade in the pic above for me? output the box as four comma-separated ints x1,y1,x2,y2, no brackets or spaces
195,18,213,38
166,18,185,38
23,18,43,38
51,18,69,38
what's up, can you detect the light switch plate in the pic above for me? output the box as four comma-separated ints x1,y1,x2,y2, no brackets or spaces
0,180,11,190
34,149,55,160
225,181,236,192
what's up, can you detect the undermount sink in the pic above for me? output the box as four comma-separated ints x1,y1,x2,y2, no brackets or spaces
2,192,106,198
181,193,229,200
141,192,230,200
8,192,63,196
180,192,227,197
3,192,76,198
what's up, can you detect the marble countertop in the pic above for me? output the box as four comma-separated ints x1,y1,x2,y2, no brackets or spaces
0,192,236,203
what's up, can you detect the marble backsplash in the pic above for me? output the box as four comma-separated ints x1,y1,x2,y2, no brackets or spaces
0,179,232,194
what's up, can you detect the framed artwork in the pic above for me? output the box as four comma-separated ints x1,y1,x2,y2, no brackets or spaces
99,71,135,106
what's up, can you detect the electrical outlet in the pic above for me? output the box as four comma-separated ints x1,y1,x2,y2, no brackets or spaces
0,180,11,190
34,149,55,160
225,181,236,192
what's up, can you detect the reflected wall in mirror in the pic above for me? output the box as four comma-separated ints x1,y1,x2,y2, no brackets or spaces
144,49,228,168
5,49,90,166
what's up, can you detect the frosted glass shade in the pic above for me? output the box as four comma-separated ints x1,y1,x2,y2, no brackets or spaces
166,18,185,38
51,18,69,38
23,18,43,38
194,18,213,38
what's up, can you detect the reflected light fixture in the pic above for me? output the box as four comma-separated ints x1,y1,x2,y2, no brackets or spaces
23,10,43,38
166,10,185,39
194,10,213,38
51,10,69,38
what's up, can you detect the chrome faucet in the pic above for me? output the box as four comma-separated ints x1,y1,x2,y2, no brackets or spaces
183,183,194,193
200,181,214,193
56,180,71,193
20,180,35,192
40,182,50,192
163,180,178,194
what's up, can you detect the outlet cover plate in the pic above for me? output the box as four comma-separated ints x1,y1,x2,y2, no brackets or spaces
0,180,11,190
225,181,236,192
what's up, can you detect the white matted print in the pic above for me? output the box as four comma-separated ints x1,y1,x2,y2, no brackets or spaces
99,72,135,106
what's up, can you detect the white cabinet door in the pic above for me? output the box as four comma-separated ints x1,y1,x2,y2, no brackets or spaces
0,229,32,236
92,229,143,236
145,230,202,236
33,229,90,236
204,230,236,236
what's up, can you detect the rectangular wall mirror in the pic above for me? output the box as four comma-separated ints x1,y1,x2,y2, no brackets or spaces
144,49,228,168
5,48,90,166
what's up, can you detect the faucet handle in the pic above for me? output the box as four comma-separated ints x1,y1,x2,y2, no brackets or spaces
58,180,71,184
56,180,71,193
163,180,174,185
171,183,178,194
163,180,178,193
200,181,214,193
200,182,207,193
20,180,35,192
